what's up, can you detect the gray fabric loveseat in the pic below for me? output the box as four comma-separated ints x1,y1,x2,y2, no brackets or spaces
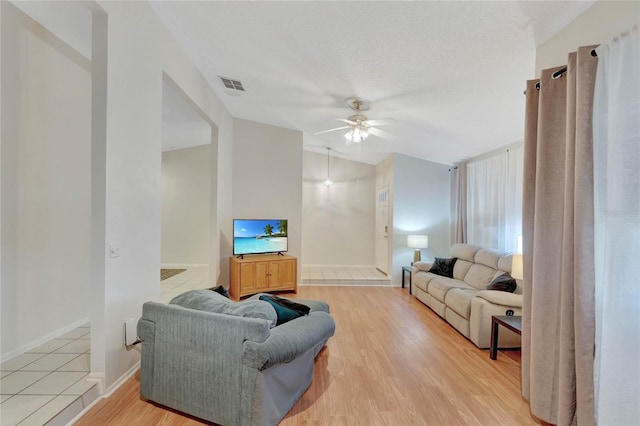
412,243,522,349
137,289,335,426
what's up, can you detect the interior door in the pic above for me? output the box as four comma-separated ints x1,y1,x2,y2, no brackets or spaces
375,186,389,274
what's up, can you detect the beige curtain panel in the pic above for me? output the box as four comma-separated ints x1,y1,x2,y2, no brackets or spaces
449,163,467,245
522,46,598,426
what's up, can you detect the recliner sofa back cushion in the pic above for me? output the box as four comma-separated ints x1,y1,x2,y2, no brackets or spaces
497,254,513,273
170,289,278,328
464,264,498,290
495,254,524,294
474,249,502,269
453,260,473,280
450,244,479,280
450,243,480,262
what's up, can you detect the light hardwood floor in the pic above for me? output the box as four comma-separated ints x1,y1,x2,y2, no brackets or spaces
76,287,542,425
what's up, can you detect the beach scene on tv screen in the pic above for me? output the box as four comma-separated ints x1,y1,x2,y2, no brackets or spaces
234,219,288,254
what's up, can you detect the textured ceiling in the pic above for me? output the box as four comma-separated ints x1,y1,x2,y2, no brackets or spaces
150,1,595,165
11,1,596,165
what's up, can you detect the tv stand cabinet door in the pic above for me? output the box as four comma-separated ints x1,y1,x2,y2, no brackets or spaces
239,262,257,294
255,261,270,290
278,259,296,288
267,262,280,288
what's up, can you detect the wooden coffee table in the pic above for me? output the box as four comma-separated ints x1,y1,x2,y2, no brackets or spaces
490,315,522,360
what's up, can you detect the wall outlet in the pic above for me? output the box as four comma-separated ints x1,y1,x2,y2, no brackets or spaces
124,317,138,346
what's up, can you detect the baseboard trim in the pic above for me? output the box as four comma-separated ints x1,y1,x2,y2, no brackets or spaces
161,263,207,268
0,317,90,363
68,362,140,424
301,264,378,268
104,362,140,397
299,283,392,287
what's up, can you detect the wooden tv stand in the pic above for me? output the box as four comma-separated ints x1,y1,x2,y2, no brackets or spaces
229,254,297,300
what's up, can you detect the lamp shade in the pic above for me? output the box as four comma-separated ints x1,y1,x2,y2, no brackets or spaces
407,235,429,249
511,254,524,280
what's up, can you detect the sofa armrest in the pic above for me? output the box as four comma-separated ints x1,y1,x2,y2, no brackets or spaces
413,261,433,273
470,292,523,349
243,311,335,370
474,290,522,308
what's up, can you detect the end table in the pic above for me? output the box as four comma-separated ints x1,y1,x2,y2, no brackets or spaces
402,266,412,294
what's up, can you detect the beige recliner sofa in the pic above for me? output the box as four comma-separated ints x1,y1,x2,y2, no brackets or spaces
412,243,522,349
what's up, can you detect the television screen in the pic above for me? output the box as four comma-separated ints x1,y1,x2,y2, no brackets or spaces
233,219,288,256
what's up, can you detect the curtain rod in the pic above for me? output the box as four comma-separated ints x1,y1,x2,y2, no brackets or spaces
523,49,598,95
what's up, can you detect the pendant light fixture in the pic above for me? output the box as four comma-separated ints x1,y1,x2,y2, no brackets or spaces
323,147,333,187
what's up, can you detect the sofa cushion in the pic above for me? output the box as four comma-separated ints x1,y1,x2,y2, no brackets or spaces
413,271,432,293
464,264,498,290
474,248,502,269
429,257,457,278
497,253,513,274
450,243,480,262
170,289,278,328
428,276,472,303
486,272,517,292
444,288,477,319
453,259,473,280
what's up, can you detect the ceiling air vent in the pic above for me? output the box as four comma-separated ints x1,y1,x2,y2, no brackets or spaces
219,76,245,92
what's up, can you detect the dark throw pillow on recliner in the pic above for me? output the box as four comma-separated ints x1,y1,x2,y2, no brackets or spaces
429,257,457,278
208,285,230,298
258,295,310,326
486,272,517,293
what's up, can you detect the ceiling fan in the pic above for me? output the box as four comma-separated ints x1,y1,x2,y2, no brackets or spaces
314,97,393,144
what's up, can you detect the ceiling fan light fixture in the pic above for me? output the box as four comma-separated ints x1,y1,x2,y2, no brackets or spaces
345,125,369,143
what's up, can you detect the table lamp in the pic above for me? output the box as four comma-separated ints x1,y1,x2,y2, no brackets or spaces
407,235,429,264
511,254,523,280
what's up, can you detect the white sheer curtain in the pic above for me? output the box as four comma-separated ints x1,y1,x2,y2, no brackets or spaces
466,146,523,252
593,26,640,426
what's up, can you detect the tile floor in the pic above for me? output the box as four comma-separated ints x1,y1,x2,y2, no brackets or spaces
0,264,390,425
0,324,99,426
301,265,391,285
160,264,211,303
160,264,391,304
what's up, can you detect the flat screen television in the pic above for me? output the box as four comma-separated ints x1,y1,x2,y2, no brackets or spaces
233,219,288,256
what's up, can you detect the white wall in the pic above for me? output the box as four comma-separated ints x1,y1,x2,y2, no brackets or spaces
232,119,303,282
86,1,235,391
536,0,640,75
1,3,91,359
301,151,375,265
161,145,211,265
391,154,450,286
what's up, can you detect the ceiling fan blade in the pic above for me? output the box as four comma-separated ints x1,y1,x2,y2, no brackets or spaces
363,118,394,126
368,127,395,140
313,126,350,136
335,118,358,125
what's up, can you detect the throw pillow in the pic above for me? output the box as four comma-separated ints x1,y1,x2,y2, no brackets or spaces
486,272,517,292
259,295,310,326
429,257,457,278
209,285,230,298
